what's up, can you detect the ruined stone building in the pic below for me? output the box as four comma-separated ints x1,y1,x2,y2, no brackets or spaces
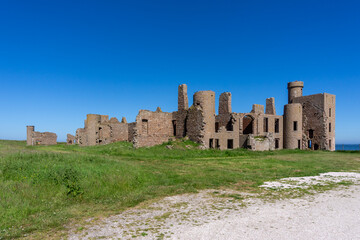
68,81,335,151
26,126,57,146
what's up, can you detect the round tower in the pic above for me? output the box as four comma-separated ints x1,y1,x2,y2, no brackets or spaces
193,90,216,136
284,103,302,149
287,81,304,103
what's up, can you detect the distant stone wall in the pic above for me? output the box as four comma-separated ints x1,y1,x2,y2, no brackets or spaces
26,126,57,146
66,81,334,151
74,114,130,146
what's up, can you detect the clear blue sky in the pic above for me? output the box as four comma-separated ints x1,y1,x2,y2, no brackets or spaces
0,0,359,143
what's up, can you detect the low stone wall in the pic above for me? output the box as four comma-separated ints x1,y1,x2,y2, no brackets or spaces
247,133,275,151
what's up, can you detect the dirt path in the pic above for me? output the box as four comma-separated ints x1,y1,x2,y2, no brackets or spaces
68,173,360,240
173,185,360,240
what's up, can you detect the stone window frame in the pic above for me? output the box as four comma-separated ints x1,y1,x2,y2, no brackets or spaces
264,117,268,133
293,121,298,131
274,118,280,133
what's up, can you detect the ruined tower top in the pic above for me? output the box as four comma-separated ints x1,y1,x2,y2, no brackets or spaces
219,92,232,114
178,84,188,111
287,81,304,103
265,97,276,115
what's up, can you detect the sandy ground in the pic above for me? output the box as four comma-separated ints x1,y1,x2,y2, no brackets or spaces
68,172,360,240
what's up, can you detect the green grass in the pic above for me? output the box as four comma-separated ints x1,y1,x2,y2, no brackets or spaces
0,139,359,239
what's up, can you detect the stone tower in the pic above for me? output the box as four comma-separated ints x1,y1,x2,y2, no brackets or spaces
186,90,215,147
288,81,304,103
176,84,189,137
193,90,215,134
284,103,302,149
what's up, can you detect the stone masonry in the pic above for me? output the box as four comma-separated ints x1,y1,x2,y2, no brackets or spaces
66,81,335,151
26,126,57,146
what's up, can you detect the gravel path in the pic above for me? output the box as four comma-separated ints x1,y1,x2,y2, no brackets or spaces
174,185,360,240
68,173,360,240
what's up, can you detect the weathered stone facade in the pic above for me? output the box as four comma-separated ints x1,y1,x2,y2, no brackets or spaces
292,91,336,151
26,126,57,146
132,109,175,148
73,114,129,146
68,81,335,151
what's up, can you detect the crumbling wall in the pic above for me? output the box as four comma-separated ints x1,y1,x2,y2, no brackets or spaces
75,114,131,146
219,92,231,114
176,84,189,138
26,126,57,146
251,104,264,115
293,94,329,150
67,134,75,145
266,97,276,115
75,128,86,145
186,105,205,145
247,133,275,151
133,110,174,148
102,117,128,143
128,122,136,142
214,110,240,150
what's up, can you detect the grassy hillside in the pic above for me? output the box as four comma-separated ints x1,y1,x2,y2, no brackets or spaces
0,140,359,239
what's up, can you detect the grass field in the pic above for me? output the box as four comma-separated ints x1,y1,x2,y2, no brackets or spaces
0,139,359,239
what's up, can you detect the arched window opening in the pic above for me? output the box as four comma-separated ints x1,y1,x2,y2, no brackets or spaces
243,115,254,134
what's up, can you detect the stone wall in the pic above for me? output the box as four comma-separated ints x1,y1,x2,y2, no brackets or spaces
67,134,75,145
74,114,130,146
133,110,174,148
26,126,57,146
265,97,276,115
247,133,275,151
128,122,136,142
293,93,335,151
176,84,189,138
186,105,205,145
219,92,231,114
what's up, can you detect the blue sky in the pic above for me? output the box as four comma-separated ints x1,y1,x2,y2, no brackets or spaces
0,0,359,143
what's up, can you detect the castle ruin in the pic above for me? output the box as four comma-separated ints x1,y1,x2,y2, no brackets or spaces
64,81,335,151
26,126,57,146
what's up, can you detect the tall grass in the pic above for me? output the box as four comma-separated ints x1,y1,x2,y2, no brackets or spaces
0,140,359,239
